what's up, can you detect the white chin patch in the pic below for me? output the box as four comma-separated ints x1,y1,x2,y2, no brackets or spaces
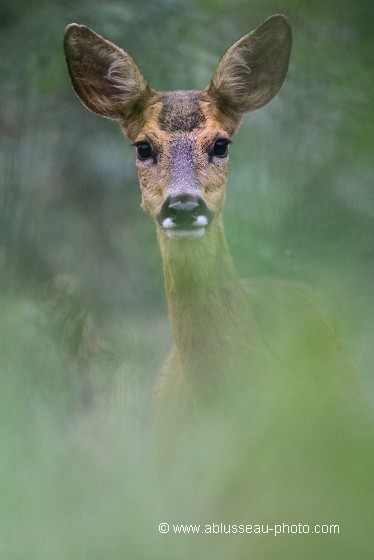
162,215,208,239
165,228,206,239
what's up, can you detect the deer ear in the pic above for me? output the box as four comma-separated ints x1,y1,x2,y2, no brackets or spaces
64,24,153,120
206,15,292,114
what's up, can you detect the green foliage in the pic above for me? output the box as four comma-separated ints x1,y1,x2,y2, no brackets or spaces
1,1,373,558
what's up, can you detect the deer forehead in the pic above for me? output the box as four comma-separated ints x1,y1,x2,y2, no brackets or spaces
157,91,206,133
135,91,231,161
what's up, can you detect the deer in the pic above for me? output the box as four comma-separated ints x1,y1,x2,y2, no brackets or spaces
63,15,359,473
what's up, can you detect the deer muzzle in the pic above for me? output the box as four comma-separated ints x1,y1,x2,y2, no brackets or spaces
156,194,214,238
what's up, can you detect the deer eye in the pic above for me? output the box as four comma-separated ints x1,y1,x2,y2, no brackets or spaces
212,138,231,158
135,142,153,160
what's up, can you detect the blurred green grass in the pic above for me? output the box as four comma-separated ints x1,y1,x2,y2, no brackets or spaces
1,297,373,559
1,0,373,558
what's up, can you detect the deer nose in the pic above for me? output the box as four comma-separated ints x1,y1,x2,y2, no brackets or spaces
160,195,202,227
168,195,200,214
156,194,214,235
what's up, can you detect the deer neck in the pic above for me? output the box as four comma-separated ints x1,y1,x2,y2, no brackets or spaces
158,218,258,389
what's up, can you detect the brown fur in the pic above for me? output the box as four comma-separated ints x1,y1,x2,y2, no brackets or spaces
158,91,206,132
64,16,358,458
207,15,292,113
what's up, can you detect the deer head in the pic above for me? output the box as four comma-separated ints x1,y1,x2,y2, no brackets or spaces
64,15,292,240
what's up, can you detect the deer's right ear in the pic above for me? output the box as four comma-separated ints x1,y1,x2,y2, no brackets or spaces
63,24,153,120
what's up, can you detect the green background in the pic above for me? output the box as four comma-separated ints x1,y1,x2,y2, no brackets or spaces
1,1,373,558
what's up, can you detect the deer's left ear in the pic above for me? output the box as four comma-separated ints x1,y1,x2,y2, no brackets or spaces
206,15,292,114
64,24,153,120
